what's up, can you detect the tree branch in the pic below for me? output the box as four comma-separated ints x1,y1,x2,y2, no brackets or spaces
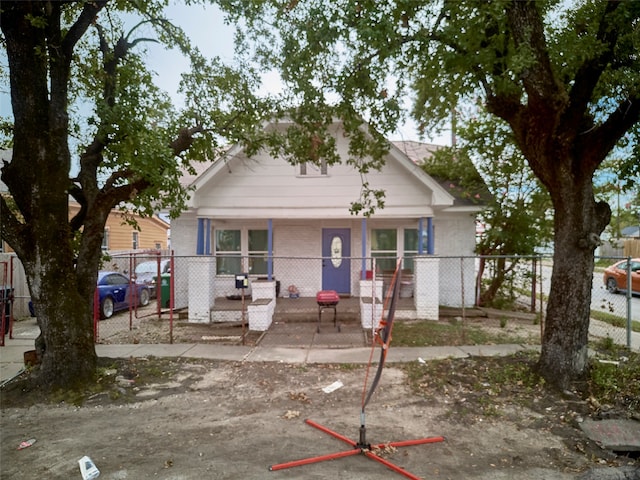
561,1,621,139
61,1,108,58
580,97,640,165
506,1,565,108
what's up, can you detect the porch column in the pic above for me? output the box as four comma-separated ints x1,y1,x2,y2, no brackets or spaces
427,217,434,254
196,218,205,255
188,256,216,323
196,218,212,255
414,255,439,320
205,219,212,255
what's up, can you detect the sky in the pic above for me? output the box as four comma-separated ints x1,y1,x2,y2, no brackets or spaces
0,3,451,147
140,2,452,146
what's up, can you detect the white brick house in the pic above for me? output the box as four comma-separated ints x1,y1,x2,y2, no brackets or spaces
170,120,484,323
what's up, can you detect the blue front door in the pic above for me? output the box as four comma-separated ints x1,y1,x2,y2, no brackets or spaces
322,228,351,294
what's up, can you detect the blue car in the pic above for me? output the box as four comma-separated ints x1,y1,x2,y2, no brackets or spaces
98,271,150,319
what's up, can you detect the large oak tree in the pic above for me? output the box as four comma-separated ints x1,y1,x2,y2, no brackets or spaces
220,0,640,388
0,1,267,390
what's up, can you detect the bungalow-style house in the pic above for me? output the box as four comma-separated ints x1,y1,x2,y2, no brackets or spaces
170,120,486,327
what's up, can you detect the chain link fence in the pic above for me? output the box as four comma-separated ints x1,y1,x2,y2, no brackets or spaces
1,252,636,349
592,256,639,348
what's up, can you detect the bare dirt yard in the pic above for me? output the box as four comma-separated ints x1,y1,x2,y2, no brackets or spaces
1,312,638,479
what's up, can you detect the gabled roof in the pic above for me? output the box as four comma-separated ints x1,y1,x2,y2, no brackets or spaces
392,140,491,210
182,120,472,219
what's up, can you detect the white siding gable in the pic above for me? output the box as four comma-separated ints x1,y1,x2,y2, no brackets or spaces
188,122,454,219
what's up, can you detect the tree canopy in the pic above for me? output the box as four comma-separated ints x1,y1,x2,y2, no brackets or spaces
423,106,553,306
0,0,270,390
218,0,640,388
2,0,639,391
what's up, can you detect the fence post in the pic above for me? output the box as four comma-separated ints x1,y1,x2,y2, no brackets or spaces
414,255,439,320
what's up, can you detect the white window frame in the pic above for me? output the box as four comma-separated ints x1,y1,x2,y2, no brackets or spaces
214,227,270,275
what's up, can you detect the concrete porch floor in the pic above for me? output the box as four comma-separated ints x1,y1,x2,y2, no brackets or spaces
210,295,417,348
212,295,416,322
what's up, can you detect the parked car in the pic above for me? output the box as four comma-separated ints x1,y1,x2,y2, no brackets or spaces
98,271,150,319
134,260,171,298
603,258,640,294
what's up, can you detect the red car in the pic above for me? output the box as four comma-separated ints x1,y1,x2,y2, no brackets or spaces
603,258,640,294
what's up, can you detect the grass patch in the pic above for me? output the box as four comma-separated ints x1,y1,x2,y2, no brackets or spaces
590,309,640,332
588,348,640,412
391,320,530,347
402,348,640,420
402,351,545,418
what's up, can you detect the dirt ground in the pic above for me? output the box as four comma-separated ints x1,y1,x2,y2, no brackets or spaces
1,355,638,480
1,312,638,479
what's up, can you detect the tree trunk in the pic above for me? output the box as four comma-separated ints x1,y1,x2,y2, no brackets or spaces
32,285,98,390
22,192,100,390
1,2,100,390
537,180,609,389
478,257,510,307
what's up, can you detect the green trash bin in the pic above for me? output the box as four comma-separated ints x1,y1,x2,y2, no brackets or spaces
158,274,171,308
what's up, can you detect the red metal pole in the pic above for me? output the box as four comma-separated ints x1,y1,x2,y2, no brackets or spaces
169,250,174,344
129,255,134,330
305,419,358,447
156,251,161,317
0,261,6,346
363,450,424,480
375,436,445,449
269,447,360,471
93,288,99,342
9,256,14,339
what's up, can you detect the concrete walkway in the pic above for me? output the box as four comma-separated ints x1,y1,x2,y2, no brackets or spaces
0,319,539,385
4,314,638,386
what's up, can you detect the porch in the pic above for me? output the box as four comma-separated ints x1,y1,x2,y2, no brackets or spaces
209,295,417,347
210,295,417,325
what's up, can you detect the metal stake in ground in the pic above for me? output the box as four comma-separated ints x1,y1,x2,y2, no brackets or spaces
268,260,445,480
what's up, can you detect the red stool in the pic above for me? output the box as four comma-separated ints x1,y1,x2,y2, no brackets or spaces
316,290,340,333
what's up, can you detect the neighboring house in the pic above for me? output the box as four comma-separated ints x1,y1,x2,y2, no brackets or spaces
170,120,487,323
1,149,170,315
621,225,640,238
1,149,169,254
0,198,170,254
68,202,170,253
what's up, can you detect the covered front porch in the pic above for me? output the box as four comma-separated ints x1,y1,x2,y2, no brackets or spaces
208,294,418,347
210,294,417,324
183,255,441,330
